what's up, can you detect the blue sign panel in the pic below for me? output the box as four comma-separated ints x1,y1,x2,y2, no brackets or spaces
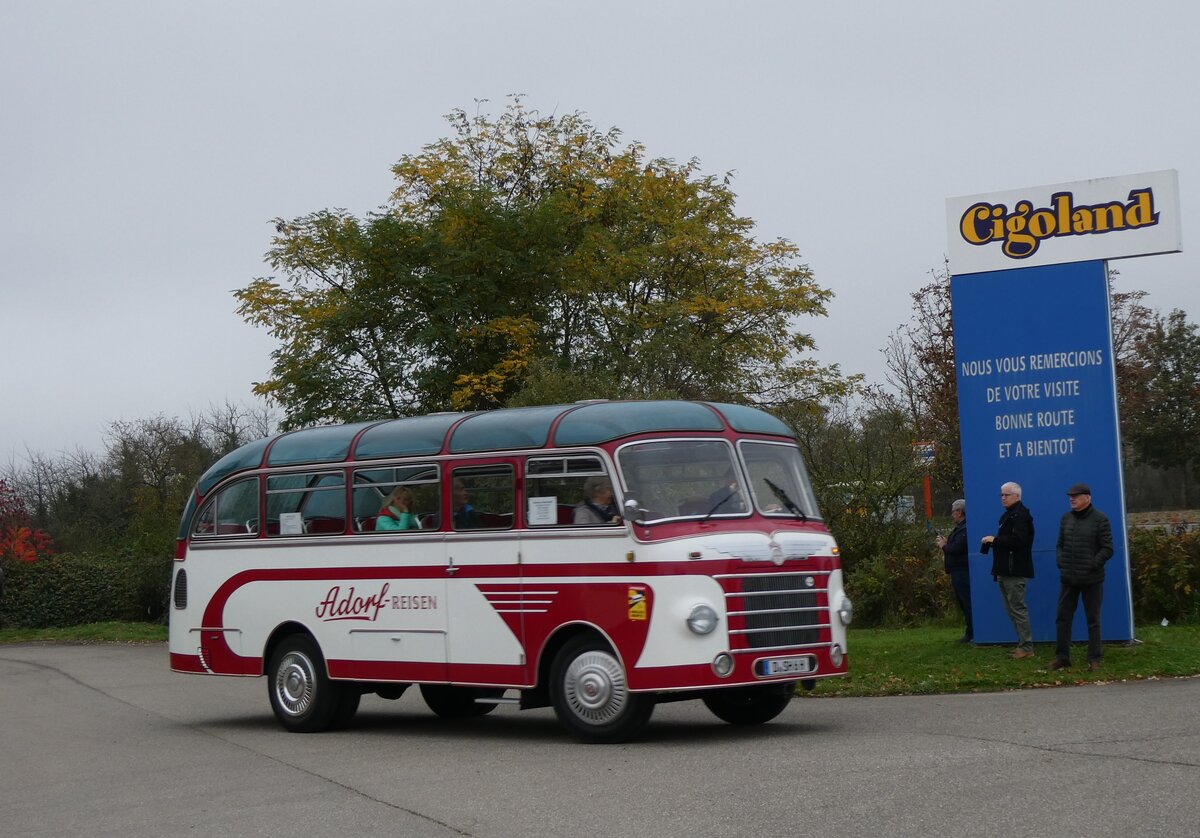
951,260,1133,643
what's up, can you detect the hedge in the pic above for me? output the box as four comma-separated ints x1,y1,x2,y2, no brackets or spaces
0,551,172,629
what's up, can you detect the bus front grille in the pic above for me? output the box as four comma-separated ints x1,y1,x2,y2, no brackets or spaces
720,572,827,650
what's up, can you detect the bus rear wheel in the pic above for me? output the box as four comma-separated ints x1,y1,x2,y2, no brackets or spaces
267,634,354,732
549,636,654,743
702,683,794,725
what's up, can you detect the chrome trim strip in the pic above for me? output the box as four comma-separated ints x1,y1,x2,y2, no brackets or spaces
727,587,824,598
347,628,446,635
730,622,832,636
731,641,832,655
726,606,825,617
714,570,832,580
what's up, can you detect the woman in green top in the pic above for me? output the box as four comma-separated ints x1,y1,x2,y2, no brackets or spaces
376,486,420,530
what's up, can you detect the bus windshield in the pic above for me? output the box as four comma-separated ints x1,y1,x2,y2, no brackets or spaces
738,440,822,522
617,439,822,524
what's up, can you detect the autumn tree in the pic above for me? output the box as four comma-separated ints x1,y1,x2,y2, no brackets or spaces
786,392,927,575
0,479,54,563
1121,308,1200,502
1106,273,1156,447
3,404,277,556
882,264,961,496
236,99,854,427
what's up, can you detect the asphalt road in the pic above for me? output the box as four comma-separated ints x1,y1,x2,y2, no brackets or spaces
2,643,1198,838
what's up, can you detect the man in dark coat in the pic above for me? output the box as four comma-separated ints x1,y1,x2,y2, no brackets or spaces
1047,483,1113,672
936,499,973,642
981,481,1035,658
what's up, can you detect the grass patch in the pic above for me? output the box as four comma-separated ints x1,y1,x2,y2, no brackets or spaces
0,621,167,645
804,623,1200,697
3,621,1197,697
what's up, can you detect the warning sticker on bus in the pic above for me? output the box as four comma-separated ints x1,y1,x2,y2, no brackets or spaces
628,587,647,621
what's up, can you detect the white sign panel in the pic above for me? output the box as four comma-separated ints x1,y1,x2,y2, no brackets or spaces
947,169,1181,275
527,496,559,526
279,512,304,535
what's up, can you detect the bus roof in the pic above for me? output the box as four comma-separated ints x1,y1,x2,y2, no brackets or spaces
196,400,794,494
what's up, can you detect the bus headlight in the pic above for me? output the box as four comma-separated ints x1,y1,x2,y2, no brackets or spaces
830,644,844,667
838,596,854,626
712,652,734,677
687,604,719,635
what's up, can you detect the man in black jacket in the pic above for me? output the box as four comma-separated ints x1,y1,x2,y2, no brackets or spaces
936,499,973,642
981,481,1035,658
1047,483,1113,672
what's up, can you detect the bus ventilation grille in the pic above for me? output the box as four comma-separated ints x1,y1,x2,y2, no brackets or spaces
173,569,187,610
730,573,822,649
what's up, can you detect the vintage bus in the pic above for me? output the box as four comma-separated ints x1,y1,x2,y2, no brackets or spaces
169,400,852,742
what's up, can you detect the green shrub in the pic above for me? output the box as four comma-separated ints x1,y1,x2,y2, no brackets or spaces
0,551,172,629
842,521,1200,628
841,521,955,627
1128,528,1200,624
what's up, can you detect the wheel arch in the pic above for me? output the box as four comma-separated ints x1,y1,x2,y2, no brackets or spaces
530,622,616,705
263,621,319,675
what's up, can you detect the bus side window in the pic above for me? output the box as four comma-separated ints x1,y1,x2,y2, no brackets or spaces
193,477,259,538
451,465,514,530
265,472,346,536
353,465,441,533
525,456,616,527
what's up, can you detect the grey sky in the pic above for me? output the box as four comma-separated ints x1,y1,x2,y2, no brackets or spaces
2,0,1195,461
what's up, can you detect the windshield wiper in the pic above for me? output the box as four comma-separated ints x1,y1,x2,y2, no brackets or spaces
701,488,740,522
765,478,807,522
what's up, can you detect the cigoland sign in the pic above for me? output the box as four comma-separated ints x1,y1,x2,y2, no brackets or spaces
947,170,1180,275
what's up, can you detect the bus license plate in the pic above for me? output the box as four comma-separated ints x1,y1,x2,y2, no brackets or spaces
757,656,814,677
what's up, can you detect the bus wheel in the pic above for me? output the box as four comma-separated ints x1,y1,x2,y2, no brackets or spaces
333,687,361,729
267,634,345,733
702,684,793,725
549,636,654,743
419,684,502,718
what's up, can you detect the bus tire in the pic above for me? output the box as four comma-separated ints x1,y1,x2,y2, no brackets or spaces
702,684,793,725
549,635,653,743
333,686,362,729
267,634,344,733
419,684,501,718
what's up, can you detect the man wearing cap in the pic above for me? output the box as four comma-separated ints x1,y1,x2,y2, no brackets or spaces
981,481,1035,658
1047,483,1113,672
936,499,973,643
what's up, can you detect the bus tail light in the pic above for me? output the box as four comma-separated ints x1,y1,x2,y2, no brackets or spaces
174,539,187,561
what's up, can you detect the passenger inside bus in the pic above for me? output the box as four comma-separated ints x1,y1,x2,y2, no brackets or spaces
451,478,479,529
705,469,746,514
573,476,622,525
376,486,420,531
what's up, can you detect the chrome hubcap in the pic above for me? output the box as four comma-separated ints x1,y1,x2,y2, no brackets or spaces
274,651,315,717
563,650,627,723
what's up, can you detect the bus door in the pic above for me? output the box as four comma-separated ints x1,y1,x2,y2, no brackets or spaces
518,453,630,654
345,464,448,682
444,461,527,685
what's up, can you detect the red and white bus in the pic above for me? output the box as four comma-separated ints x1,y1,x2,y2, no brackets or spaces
169,400,851,742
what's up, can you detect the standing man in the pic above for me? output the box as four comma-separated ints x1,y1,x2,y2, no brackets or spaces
936,499,973,643
1047,483,1113,672
981,481,1035,658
